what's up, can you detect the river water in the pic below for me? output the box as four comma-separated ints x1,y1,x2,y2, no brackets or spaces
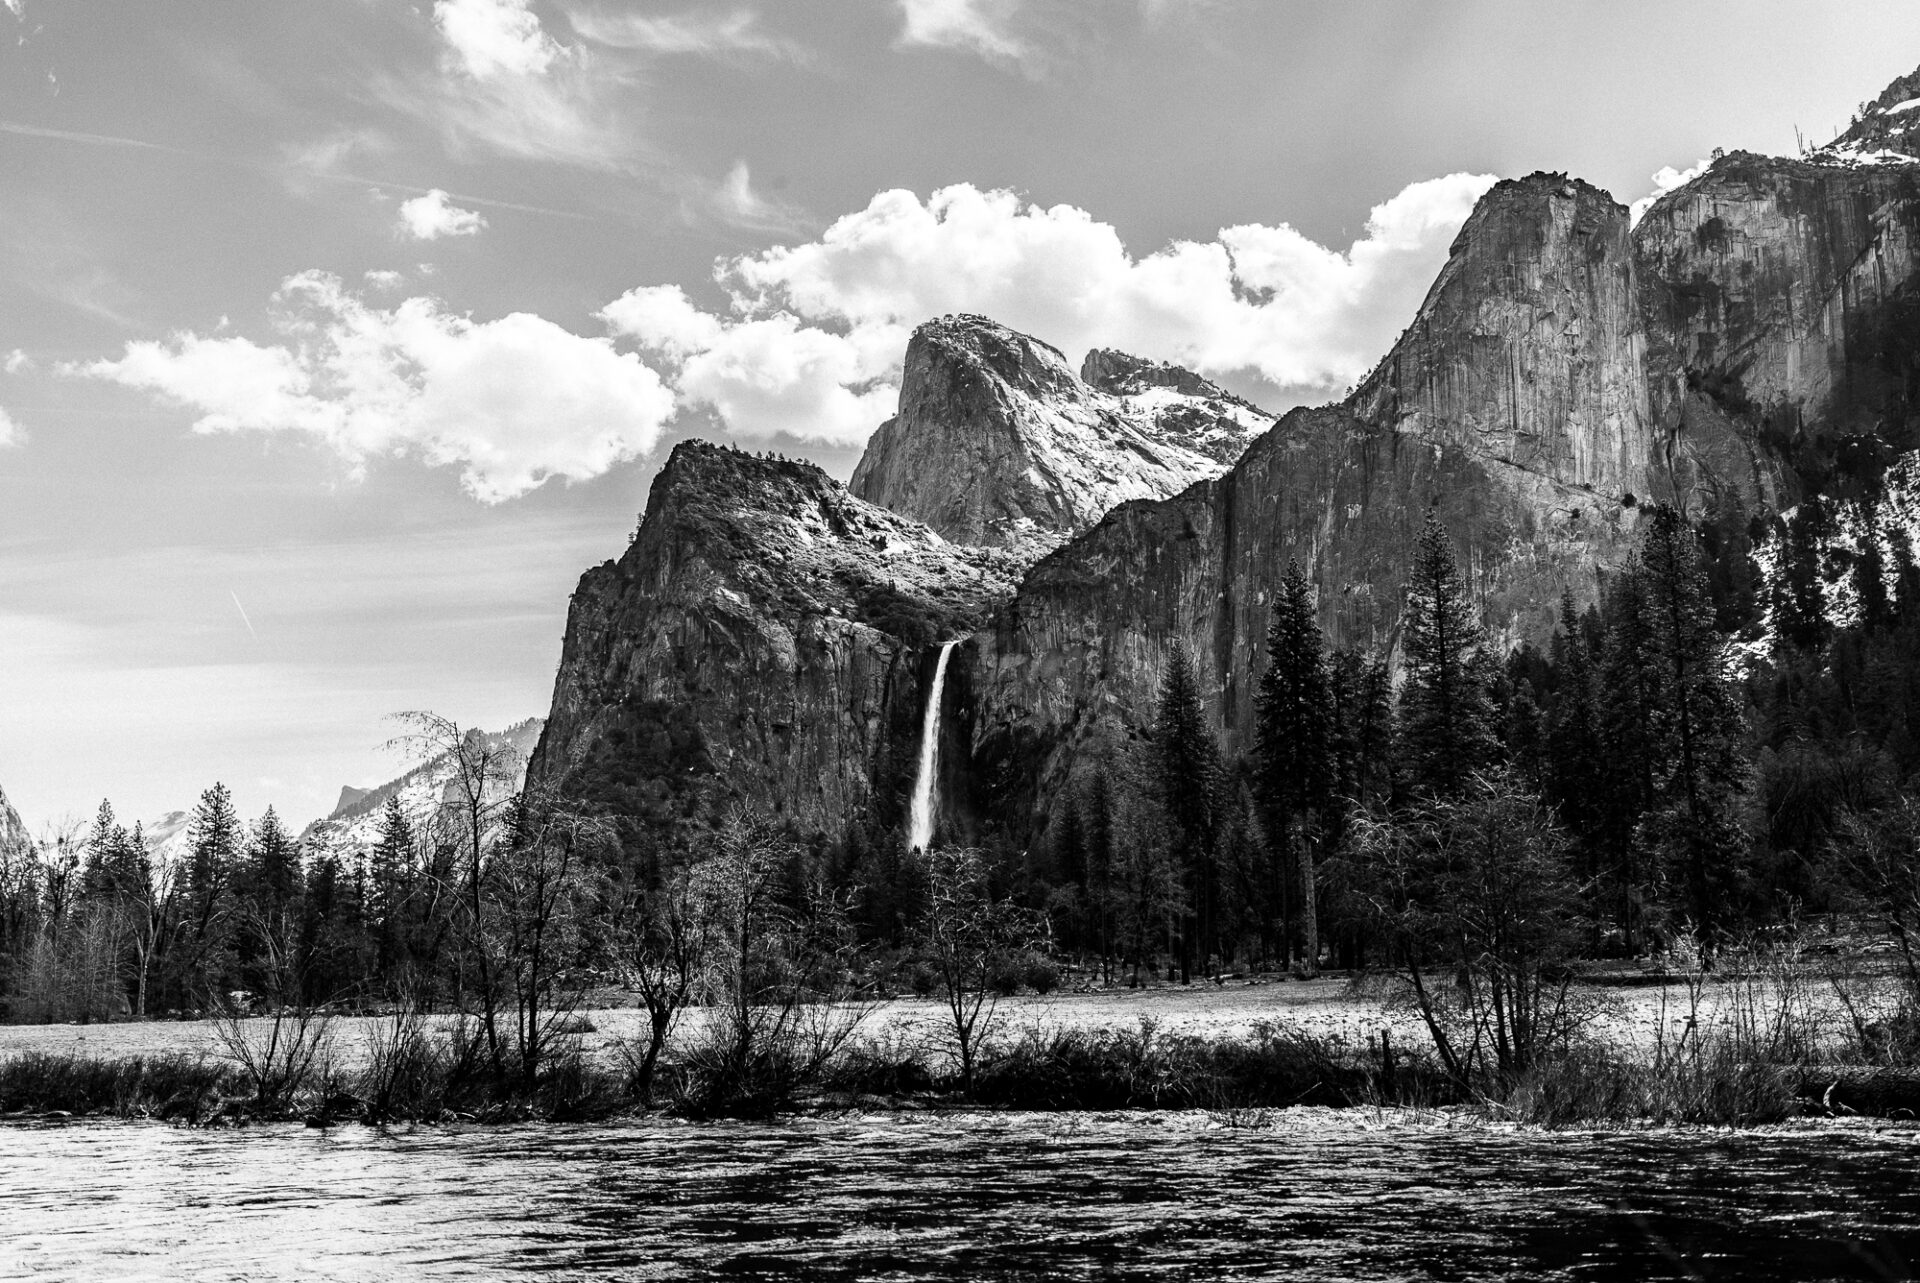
3,1110,1917,1281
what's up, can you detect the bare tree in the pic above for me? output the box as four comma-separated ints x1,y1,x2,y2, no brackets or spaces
916,845,1041,1095
484,794,611,1094
678,807,870,1117
212,906,335,1113
612,862,715,1101
387,712,523,1072
1343,772,1593,1092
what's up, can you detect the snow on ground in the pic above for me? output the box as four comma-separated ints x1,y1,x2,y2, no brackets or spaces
0,969,1885,1071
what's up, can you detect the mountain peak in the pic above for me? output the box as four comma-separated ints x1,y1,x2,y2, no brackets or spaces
851,315,1272,552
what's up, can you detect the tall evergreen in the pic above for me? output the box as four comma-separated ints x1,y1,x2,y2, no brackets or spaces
186,783,240,939
1639,506,1750,947
1155,639,1220,976
1254,560,1333,968
1328,647,1393,816
248,806,299,912
1399,516,1499,796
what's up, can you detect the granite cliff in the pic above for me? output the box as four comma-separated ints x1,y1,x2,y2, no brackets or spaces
850,315,1271,554
530,442,1021,841
533,65,1920,854
960,173,1653,840
0,783,29,861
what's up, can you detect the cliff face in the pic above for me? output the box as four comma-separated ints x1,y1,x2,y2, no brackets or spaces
0,784,28,860
962,174,1651,836
1634,143,1920,507
849,316,1271,555
529,442,1020,837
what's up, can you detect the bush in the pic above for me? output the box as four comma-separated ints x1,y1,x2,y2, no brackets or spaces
0,1052,242,1120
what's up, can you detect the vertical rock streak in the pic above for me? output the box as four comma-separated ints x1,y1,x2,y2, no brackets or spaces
907,640,959,852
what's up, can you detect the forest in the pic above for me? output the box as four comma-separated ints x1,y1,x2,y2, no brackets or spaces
5,499,1920,1115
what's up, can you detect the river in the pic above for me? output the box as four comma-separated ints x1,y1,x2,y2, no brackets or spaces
3,1111,1916,1280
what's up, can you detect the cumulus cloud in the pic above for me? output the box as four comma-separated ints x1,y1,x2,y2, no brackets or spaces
1630,158,1712,225
398,189,488,240
75,273,675,502
601,175,1493,445
0,406,21,448
3,348,29,374
895,0,1033,72
434,0,561,78
363,270,407,291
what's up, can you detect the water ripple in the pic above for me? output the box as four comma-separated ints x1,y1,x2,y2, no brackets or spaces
1,1114,1917,1281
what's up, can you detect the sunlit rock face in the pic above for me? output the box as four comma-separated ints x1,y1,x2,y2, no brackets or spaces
529,441,1020,840
0,784,28,859
850,316,1271,556
1634,138,1920,509
964,173,1654,840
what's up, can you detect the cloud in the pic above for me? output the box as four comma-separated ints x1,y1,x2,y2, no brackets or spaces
2,1,20,19
895,0,1033,72
694,160,809,234
601,175,1494,445
373,0,637,171
565,6,806,61
363,270,406,291
75,272,675,502
434,0,562,79
398,189,488,240
4,348,29,374
1629,158,1712,225
0,405,21,448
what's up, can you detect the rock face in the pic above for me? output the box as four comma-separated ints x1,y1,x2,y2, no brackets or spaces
962,174,1652,836
530,442,1021,838
298,719,543,861
1635,142,1920,508
0,783,29,859
533,65,1920,854
850,316,1271,555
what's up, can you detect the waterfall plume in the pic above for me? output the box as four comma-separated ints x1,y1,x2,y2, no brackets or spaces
907,640,958,852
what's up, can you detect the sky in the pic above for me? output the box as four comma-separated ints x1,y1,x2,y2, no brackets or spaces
2,0,1918,833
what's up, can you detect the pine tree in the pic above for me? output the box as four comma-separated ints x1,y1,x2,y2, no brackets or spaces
186,783,240,940
83,800,129,902
1597,565,1662,949
248,807,299,912
1639,506,1751,949
1328,647,1393,815
1083,768,1116,979
1254,560,1333,970
1399,516,1499,796
1155,639,1220,977
1546,594,1606,878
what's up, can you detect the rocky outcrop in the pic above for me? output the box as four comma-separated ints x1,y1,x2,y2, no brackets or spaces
960,173,1652,838
1634,145,1920,508
529,442,1020,838
850,316,1271,555
0,783,29,859
533,68,1920,855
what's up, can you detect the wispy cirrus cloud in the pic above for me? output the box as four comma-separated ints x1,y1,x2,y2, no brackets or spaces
895,0,1034,73
564,5,808,62
73,272,675,502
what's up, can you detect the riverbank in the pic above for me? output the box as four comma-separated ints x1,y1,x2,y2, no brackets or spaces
4,965,1917,1127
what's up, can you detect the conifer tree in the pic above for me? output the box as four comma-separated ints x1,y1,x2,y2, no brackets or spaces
1398,516,1499,796
1597,565,1662,947
1546,594,1606,877
248,807,299,912
1155,639,1220,976
1254,559,1333,969
186,783,240,940
1639,506,1750,948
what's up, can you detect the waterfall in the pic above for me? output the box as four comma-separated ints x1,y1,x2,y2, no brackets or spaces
906,640,959,853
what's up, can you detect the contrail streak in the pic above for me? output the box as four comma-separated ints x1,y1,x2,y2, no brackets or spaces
0,119,601,223
229,591,258,640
